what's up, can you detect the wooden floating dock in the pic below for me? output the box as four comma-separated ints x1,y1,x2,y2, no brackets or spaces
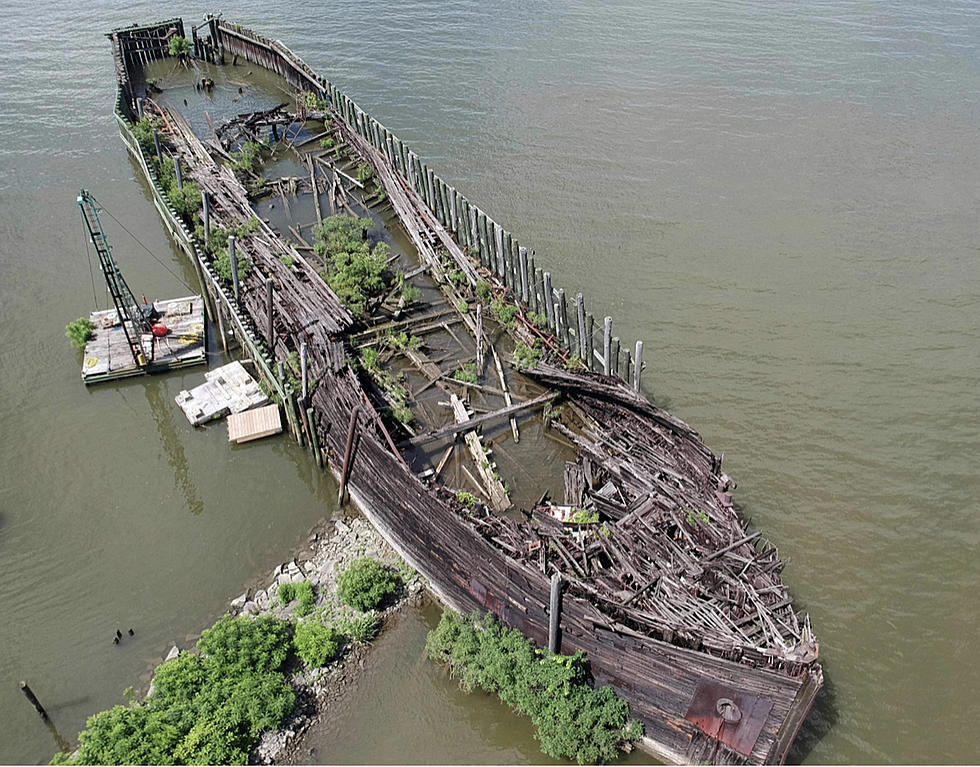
107,18,822,765
227,404,282,443
81,295,205,383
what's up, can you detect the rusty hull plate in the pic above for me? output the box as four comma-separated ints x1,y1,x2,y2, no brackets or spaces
685,680,774,757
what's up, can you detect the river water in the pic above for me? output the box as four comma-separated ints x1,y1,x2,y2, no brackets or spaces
1,1,978,763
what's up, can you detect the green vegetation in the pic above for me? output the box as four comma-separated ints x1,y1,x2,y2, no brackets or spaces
457,299,469,314
158,157,201,218
53,616,295,765
313,215,390,318
336,612,380,643
453,362,479,384
131,117,162,156
302,91,329,112
599,524,611,539
571,508,599,524
337,557,402,611
168,35,190,57
278,580,316,617
318,137,335,150
65,317,95,349
387,330,422,352
359,346,379,371
455,491,479,509
293,619,341,667
355,162,374,183
513,340,543,371
280,254,295,268
686,509,710,527
426,611,642,764
529,311,548,329
233,141,263,175
475,280,492,301
564,353,585,372
490,298,517,328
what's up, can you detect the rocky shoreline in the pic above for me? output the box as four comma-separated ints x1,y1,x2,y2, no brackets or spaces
153,512,424,766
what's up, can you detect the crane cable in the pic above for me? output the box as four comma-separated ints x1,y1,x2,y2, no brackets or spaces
97,203,196,294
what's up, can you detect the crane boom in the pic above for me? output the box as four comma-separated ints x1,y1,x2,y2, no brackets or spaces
77,189,154,368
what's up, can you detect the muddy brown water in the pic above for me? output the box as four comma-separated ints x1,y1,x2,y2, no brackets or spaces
1,1,978,764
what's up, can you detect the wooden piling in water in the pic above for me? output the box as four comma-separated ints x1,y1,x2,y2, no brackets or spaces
603,316,612,375
20,681,48,721
586,313,596,371
201,189,210,240
576,293,587,359
611,336,620,377
300,341,308,402
519,247,529,304
307,407,323,467
634,340,643,392
558,289,570,351
543,272,556,331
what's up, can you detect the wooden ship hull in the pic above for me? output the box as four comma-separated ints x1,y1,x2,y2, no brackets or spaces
107,17,822,764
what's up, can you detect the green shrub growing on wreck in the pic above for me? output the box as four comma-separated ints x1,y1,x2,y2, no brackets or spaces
337,557,402,611
453,362,479,384
53,615,295,766
131,116,162,156
313,215,390,319
65,317,95,348
168,35,190,58
513,340,543,371
426,611,642,764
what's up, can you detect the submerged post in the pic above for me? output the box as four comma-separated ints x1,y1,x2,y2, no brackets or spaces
228,235,240,301
548,573,563,654
20,681,49,721
634,340,643,391
338,406,360,504
603,316,612,376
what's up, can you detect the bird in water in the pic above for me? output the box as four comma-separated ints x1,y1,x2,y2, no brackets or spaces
128,628,135,636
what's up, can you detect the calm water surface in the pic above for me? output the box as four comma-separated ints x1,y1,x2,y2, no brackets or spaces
1,1,978,763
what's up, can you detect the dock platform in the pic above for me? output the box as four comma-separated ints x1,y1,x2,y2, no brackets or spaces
81,295,206,383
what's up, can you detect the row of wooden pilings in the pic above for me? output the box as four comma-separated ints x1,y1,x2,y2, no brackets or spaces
210,19,646,394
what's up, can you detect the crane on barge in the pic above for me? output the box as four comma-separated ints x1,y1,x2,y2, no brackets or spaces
77,189,161,369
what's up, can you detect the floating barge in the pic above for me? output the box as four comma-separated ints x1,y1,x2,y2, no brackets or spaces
108,17,822,764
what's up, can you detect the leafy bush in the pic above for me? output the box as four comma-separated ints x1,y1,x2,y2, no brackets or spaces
295,581,315,616
514,340,543,371
355,162,374,183
455,490,479,509
490,298,517,328
571,508,599,524
280,254,295,268
359,346,379,371
529,311,548,329
453,363,478,384
313,215,390,318
427,611,642,764
55,615,295,766
233,141,262,175
215,246,252,283
168,35,189,57
475,280,492,301
337,558,402,611
457,299,469,314
131,117,161,156
66,317,94,348
565,353,585,372
293,619,341,667
319,137,335,149
337,612,380,643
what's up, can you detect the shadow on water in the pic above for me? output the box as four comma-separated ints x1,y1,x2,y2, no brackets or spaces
788,671,840,764
144,378,204,515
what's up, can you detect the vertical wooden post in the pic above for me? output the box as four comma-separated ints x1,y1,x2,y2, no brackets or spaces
633,340,643,392
136,97,144,120
201,190,210,241
533,266,544,318
503,232,513,286
494,223,505,277
449,187,458,233
558,289,570,350
586,314,596,370
469,207,478,254
576,293,587,358
306,407,323,467
543,272,556,331
475,304,484,374
478,213,489,268
611,337,620,377
228,235,240,302
300,341,308,402
548,573,562,654
603,316,612,375
266,278,274,350
20,681,49,721
152,129,162,166
174,159,183,191
338,406,360,504
519,247,529,305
